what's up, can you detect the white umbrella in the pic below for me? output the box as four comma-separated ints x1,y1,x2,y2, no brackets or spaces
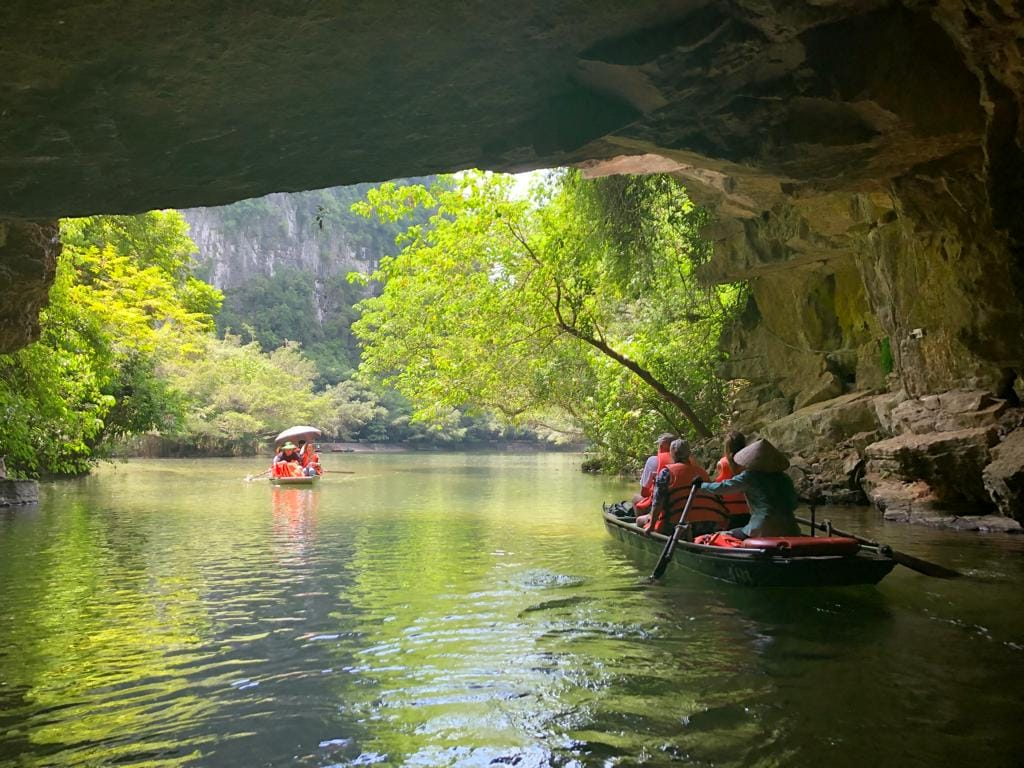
274,425,322,445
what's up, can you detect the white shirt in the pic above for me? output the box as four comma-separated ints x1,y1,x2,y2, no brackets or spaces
639,454,660,490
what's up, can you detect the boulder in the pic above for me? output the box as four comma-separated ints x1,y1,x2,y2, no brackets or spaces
793,370,843,411
982,428,1024,522
761,391,880,455
0,480,39,506
885,390,1008,435
864,427,998,507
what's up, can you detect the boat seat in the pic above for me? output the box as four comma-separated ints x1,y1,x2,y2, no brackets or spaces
741,536,860,557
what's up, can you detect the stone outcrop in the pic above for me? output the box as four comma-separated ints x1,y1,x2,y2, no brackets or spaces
0,222,59,351
0,480,39,507
983,428,1024,522
748,387,1024,529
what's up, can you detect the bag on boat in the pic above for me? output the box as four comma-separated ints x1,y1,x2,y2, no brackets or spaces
605,501,636,520
694,531,746,548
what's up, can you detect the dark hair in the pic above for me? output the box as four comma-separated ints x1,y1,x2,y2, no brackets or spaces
725,431,746,455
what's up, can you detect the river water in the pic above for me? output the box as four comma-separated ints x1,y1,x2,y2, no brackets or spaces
0,454,1022,768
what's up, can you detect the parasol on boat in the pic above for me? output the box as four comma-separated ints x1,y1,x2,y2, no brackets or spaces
274,425,322,445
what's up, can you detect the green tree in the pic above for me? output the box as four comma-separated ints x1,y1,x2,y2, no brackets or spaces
161,335,329,452
351,170,743,466
0,213,221,476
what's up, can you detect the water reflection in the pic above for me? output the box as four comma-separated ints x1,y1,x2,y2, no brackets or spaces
0,456,1022,767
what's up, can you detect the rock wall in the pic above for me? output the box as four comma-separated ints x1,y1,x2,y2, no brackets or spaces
0,222,59,351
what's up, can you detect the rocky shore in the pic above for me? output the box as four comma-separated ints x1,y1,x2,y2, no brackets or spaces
729,388,1023,533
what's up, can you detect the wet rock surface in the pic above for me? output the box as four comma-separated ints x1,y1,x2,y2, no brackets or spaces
0,221,59,351
983,428,1024,523
0,480,39,507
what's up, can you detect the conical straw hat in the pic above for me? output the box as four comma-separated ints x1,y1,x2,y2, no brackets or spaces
734,438,789,472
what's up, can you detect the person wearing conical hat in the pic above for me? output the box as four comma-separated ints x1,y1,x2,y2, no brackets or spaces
272,442,304,478
698,438,800,539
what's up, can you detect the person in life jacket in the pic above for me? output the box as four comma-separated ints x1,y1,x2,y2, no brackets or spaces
637,439,726,535
714,430,751,528
632,433,675,513
272,442,304,478
299,442,322,476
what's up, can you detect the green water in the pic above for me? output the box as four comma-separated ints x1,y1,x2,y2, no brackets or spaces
1,454,1022,767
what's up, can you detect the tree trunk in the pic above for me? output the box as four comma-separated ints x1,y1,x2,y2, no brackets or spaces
556,321,713,438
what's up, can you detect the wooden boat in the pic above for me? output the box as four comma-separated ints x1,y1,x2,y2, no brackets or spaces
270,474,320,486
603,509,897,587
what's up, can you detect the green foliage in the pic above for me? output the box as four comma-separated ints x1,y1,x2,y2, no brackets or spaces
880,336,894,376
160,335,330,451
0,213,221,476
216,269,362,386
351,170,744,469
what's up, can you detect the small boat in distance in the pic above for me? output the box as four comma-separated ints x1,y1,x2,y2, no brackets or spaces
270,426,324,484
603,508,897,587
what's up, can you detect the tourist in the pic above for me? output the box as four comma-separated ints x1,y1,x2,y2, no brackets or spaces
633,433,675,515
273,442,304,478
637,438,718,535
714,430,751,528
300,442,322,476
699,438,800,539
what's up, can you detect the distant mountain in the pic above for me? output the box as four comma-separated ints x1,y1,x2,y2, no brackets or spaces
182,179,435,385
182,180,434,290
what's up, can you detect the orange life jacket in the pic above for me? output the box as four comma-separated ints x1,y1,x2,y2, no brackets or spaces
715,456,750,518
273,460,304,478
301,448,322,475
634,450,672,512
650,462,728,534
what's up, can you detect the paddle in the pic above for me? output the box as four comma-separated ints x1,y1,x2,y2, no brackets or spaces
323,470,355,474
245,467,272,482
650,483,700,580
795,514,962,579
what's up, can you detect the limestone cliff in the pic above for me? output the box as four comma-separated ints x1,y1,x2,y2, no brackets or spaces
181,182,423,304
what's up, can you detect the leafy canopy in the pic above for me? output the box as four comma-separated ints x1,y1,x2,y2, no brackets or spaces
0,213,222,476
351,170,744,468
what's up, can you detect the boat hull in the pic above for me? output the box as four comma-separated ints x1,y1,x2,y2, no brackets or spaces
604,512,896,587
269,475,320,486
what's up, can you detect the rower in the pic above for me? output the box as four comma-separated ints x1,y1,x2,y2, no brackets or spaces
699,438,801,539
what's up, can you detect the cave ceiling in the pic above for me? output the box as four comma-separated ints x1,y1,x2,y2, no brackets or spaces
1,0,1022,356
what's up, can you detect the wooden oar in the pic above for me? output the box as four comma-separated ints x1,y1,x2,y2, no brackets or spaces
323,470,355,474
245,467,272,482
796,515,962,579
650,483,700,580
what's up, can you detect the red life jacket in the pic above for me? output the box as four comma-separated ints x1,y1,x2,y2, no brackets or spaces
715,456,750,518
301,449,322,475
650,461,728,533
634,450,673,512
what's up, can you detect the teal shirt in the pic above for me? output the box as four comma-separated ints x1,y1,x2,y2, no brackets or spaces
702,470,801,537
